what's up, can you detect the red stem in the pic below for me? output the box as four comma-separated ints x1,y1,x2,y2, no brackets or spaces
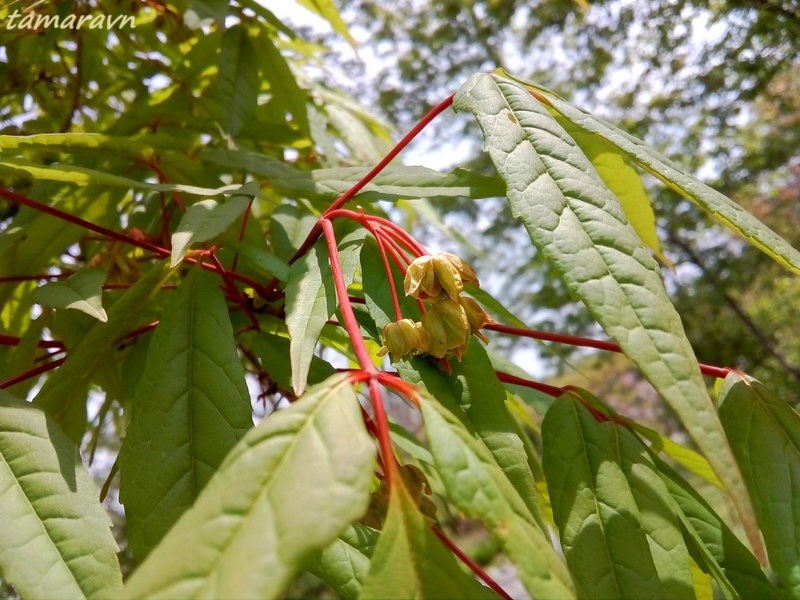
486,322,731,379
0,188,270,296
366,228,403,322
0,357,66,389
290,95,454,264
432,526,513,600
0,273,71,283
321,218,377,373
0,334,64,350
368,377,396,488
496,371,564,397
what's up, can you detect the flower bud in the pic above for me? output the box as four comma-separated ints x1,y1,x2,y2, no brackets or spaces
460,296,495,343
421,299,469,358
377,319,429,361
404,256,441,299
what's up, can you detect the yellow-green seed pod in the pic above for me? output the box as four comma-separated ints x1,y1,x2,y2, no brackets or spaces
441,252,479,288
460,296,494,343
377,318,429,361
404,256,441,299
422,299,469,358
431,254,464,301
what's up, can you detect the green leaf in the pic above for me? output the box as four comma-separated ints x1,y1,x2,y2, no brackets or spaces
718,373,800,597
0,391,123,600
33,263,173,442
416,386,575,599
360,471,498,600
0,132,189,154
286,225,364,395
464,284,527,328
454,72,760,555
562,389,697,599
543,395,670,599
649,449,782,600
219,24,260,137
123,373,374,600
628,420,722,488
243,330,336,393
202,149,506,202
291,0,356,47
402,341,545,527
228,243,290,281
119,268,254,560
520,77,800,274
558,120,668,264
307,523,379,600
33,267,108,322
170,191,255,267
0,158,248,196
253,25,310,134
361,237,421,331
0,314,46,398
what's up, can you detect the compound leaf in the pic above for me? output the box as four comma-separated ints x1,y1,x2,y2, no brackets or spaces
0,391,122,600
33,267,108,322
360,469,498,600
170,188,255,267
124,373,374,600
454,72,760,554
718,373,800,597
119,268,254,560
417,385,576,599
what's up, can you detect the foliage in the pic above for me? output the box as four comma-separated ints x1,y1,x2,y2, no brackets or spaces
0,2,799,599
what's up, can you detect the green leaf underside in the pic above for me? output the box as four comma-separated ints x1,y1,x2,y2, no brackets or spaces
522,79,800,275
401,341,546,529
453,72,760,554
33,267,108,322
360,475,497,600
557,120,667,263
649,449,781,599
0,158,248,196
219,25,260,137
33,263,173,443
547,391,696,599
123,374,374,600
0,392,122,600
170,194,252,266
244,331,336,394
286,225,364,395
119,269,254,560
203,149,506,202
415,384,576,599
718,373,800,597
307,523,379,600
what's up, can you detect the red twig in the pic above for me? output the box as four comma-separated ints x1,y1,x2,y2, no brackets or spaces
368,377,396,487
0,188,271,296
432,526,513,600
290,95,454,264
496,371,564,398
0,334,64,350
321,218,378,373
0,357,66,389
486,322,731,379
0,273,71,283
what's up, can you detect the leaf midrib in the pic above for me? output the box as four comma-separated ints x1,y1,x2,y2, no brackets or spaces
0,434,86,597
150,376,352,597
